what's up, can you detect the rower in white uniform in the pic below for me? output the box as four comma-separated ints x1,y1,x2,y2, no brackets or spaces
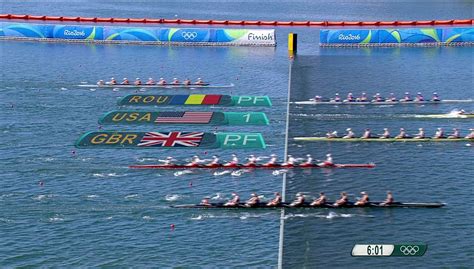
172,78,180,85
245,154,258,166
97,80,105,86
183,78,192,85
448,128,460,139
313,95,322,102
414,128,425,139
157,78,167,85
160,156,176,166
387,93,397,102
343,128,355,139
415,92,424,102
263,154,278,166
433,127,445,138
361,128,371,139
223,154,239,166
282,155,296,166
121,78,130,85
318,153,334,167
289,193,305,207
108,77,117,85
466,128,474,139
206,155,220,166
373,93,384,102
185,155,203,166
379,128,390,139
358,92,368,102
302,154,313,166
332,93,341,102
326,130,338,138
195,78,205,85
146,78,155,85
401,92,412,102
395,128,408,139
224,192,240,206
134,78,142,85
345,93,355,102
431,92,441,102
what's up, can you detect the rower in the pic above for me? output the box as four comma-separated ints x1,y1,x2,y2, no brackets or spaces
326,131,338,138
401,92,412,102
134,78,142,85
414,128,425,139
161,157,175,166
431,92,441,102
343,128,355,139
333,192,349,207
108,77,117,85
195,78,205,85
146,78,155,85
332,93,341,102
302,154,313,166
358,92,368,102
223,154,239,167
395,128,408,139
433,128,445,139
264,154,278,166
318,153,333,167
346,93,355,102
282,155,296,166
97,80,105,86
224,192,240,207
157,78,167,85
448,128,460,139
244,193,260,207
206,155,220,166
380,191,394,206
373,93,384,102
172,78,180,85
245,154,258,166
183,78,192,85
355,191,370,206
267,192,282,206
310,192,327,206
415,92,424,102
313,95,322,102
200,197,211,206
185,155,202,166
379,128,390,139
387,93,397,102
289,193,305,207
466,128,474,139
458,109,466,115
121,78,130,85
361,128,371,139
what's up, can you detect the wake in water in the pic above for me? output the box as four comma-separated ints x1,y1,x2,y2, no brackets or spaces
92,172,126,178
284,211,374,220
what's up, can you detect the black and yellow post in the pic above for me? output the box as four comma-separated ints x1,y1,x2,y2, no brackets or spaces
288,32,297,58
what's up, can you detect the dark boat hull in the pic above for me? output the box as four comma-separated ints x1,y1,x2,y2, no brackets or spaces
171,202,445,209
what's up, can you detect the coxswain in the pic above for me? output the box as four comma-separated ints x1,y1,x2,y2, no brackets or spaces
310,192,327,206
380,191,394,206
264,154,278,166
185,155,202,166
333,192,349,207
195,78,205,85
183,78,192,85
355,191,370,206
245,193,260,207
343,128,355,139
157,78,167,85
206,155,220,167
332,93,341,102
433,128,445,139
224,192,240,207
415,92,424,102
223,154,239,167
465,128,474,139
395,128,408,139
121,78,130,85
108,77,117,85
361,128,371,139
401,92,412,102
289,193,305,207
387,93,397,102
379,128,390,139
326,130,338,138
245,154,258,166
373,93,384,102
447,128,460,139
282,155,296,166
172,78,180,85
358,92,368,102
97,80,105,86
346,93,355,102
267,192,282,207
134,78,142,85
200,197,211,206
431,92,441,102
318,153,333,167
146,78,155,85
414,128,425,139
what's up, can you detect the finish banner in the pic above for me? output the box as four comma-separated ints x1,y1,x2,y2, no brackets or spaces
99,111,269,125
75,131,266,149
117,94,272,107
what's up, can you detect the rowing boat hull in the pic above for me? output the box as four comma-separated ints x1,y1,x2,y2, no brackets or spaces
294,137,473,142
293,99,474,105
171,202,445,209
128,163,376,169
77,83,234,88
414,114,474,119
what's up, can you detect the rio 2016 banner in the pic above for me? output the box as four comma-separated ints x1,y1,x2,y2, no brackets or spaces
75,131,266,149
320,27,473,45
0,22,275,46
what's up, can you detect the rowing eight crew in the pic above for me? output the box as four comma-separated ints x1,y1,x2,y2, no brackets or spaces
200,191,394,207
327,128,474,139
158,154,335,167
314,92,441,103
97,77,206,86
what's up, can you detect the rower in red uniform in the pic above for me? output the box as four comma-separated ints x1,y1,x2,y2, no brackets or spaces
415,92,424,102
185,155,203,167
379,128,390,139
361,128,372,139
310,192,327,206
109,77,117,85
433,128,445,138
431,92,441,102
244,193,260,207
414,128,425,139
263,154,278,167
172,78,180,85
200,197,211,206
97,80,105,86
289,193,305,207
332,93,341,102
157,78,167,85
206,155,220,167
380,191,394,206
146,78,155,85
395,128,408,139
401,92,412,102
387,93,397,102
223,154,239,167
333,192,349,207
358,92,368,102
466,128,474,139
355,191,370,206
448,128,460,139
343,128,355,139
345,93,355,102
317,153,333,167
245,154,258,167
195,78,205,85
267,192,282,207
224,192,240,207
282,155,296,167
134,78,142,85
373,93,384,102
121,78,130,85
300,154,313,167
183,78,192,85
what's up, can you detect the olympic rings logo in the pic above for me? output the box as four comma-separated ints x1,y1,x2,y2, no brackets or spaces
400,245,420,255
181,31,198,40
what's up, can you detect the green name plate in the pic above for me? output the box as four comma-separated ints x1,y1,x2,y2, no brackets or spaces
98,111,269,125
231,96,273,107
75,131,266,149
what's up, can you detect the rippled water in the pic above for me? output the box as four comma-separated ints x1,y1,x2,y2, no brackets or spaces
1,0,473,267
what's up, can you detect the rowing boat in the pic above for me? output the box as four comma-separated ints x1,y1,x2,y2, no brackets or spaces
77,83,234,88
129,163,376,169
171,202,445,209
293,99,474,105
294,137,473,142
413,114,474,119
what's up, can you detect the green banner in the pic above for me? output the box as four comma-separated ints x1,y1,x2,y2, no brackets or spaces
98,111,269,125
392,244,427,257
75,131,266,149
